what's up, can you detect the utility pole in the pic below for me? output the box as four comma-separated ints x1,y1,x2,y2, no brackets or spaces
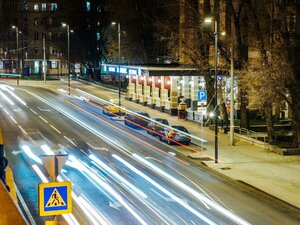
118,23,121,115
43,35,46,83
214,20,218,163
230,44,235,145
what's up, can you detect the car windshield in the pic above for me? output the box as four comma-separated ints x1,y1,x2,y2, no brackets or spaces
155,118,169,125
138,112,150,118
172,126,189,133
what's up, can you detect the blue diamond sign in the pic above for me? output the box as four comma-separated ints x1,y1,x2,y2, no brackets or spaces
39,181,72,216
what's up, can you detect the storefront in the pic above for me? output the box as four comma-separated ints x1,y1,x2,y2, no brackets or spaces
101,64,203,115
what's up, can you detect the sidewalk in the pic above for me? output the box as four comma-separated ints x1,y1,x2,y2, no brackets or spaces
84,84,300,209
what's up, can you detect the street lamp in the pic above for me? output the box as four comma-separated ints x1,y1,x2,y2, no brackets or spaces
62,23,72,95
205,17,219,163
12,26,19,74
111,21,121,114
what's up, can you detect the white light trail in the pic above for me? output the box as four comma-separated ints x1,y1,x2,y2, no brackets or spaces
0,90,14,105
2,87,27,106
32,164,48,183
112,154,216,225
89,154,147,199
41,144,54,155
132,154,250,225
68,155,148,225
78,195,109,225
21,145,42,164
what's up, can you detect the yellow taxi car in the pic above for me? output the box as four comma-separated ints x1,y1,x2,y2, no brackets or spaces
103,99,126,116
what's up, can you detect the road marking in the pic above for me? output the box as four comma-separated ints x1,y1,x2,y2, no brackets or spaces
12,150,22,155
64,136,77,146
30,108,37,115
9,115,17,124
50,125,61,134
39,116,48,123
38,107,51,112
18,125,27,134
87,142,108,151
13,107,22,112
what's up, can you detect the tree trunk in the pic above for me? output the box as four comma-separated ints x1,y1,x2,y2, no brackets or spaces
290,88,300,148
265,104,274,143
239,86,249,129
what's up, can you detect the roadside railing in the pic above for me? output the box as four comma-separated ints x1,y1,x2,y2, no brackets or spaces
234,127,267,144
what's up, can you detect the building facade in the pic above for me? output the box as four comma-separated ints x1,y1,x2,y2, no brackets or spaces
0,0,68,77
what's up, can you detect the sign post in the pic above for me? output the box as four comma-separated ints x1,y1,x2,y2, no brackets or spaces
39,181,72,217
39,154,71,224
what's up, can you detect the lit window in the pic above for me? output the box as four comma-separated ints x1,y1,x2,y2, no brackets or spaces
34,61,40,73
42,3,46,11
51,61,57,68
50,46,57,55
51,3,58,11
96,32,100,40
86,2,90,12
34,4,39,11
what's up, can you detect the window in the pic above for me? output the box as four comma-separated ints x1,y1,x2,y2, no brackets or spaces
34,4,39,11
49,46,58,54
49,18,52,25
52,18,57,25
35,47,39,55
42,3,46,11
48,32,52,40
51,3,57,11
96,32,100,40
51,60,57,68
86,2,90,12
34,18,38,26
52,32,57,40
34,32,39,40
34,61,40,73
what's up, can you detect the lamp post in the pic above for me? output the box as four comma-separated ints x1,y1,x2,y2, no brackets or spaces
112,22,121,114
205,18,219,163
62,23,71,95
12,26,19,74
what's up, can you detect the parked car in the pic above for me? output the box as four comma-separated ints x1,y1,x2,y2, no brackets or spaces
103,99,126,116
147,118,169,136
124,112,150,128
159,125,191,145
103,104,126,116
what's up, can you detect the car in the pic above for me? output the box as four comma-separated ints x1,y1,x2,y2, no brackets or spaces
159,125,191,145
103,99,126,116
147,118,169,136
124,112,150,128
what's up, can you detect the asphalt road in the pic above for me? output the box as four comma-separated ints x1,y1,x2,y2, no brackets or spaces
0,81,299,225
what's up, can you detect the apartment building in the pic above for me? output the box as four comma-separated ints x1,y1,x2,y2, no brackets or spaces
0,0,68,77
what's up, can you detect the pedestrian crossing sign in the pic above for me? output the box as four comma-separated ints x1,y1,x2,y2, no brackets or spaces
39,181,72,216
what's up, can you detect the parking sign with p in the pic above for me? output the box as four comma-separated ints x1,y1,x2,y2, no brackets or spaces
198,90,207,101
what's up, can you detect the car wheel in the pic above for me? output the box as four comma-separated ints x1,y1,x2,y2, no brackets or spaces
147,130,152,135
159,136,163,141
